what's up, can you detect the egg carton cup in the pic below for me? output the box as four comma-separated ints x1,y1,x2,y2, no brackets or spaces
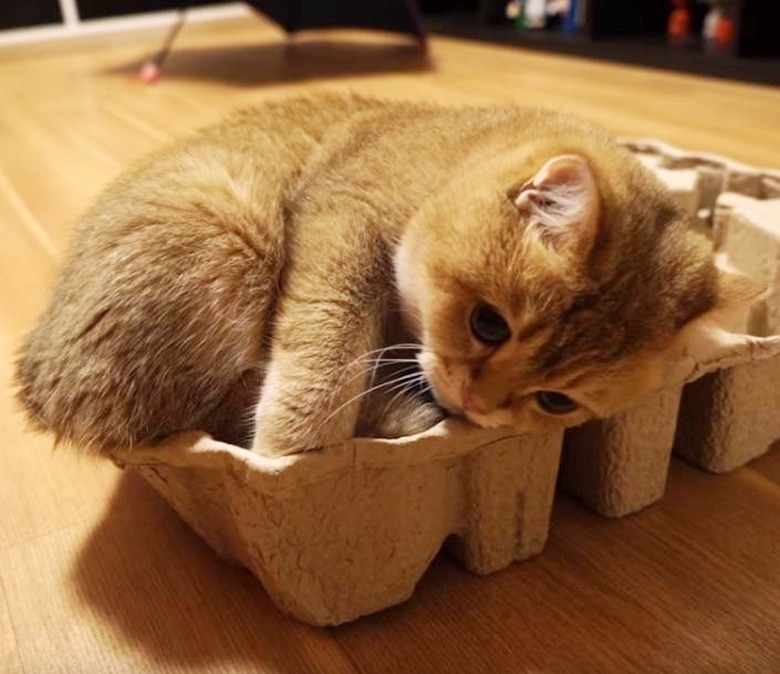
673,178,780,473
115,422,563,626
113,141,780,625
565,139,780,504
622,138,780,241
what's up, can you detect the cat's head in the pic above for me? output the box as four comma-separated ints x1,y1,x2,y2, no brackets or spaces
395,142,763,434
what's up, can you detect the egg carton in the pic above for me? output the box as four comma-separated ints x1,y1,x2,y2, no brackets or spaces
615,140,780,476
622,138,780,243
115,141,780,625
675,192,780,472
560,141,780,515
116,423,564,626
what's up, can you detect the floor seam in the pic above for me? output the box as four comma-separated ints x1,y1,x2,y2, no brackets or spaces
0,570,26,674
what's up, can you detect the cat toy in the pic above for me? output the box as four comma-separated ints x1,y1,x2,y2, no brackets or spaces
138,8,187,84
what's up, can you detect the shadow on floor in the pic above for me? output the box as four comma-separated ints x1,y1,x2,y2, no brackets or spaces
106,37,433,87
69,471,345,671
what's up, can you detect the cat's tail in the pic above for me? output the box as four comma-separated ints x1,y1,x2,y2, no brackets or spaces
13,326,139,454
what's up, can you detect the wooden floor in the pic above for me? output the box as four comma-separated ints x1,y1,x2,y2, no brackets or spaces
2,15,780,673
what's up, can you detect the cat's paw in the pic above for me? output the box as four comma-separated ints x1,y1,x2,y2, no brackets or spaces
390,400,447,437
251,416,321,456
251,394,354,456
357,394,446,439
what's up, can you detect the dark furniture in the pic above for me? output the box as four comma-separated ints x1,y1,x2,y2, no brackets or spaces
421,0,780,86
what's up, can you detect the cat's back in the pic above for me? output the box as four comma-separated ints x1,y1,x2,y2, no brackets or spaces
214,92,388,140
284,97,612,225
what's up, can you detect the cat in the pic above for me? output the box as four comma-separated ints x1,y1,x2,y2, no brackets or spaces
14,93,761,457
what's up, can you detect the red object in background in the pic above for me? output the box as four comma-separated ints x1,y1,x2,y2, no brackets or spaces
667,0,691,38
715,16,735,46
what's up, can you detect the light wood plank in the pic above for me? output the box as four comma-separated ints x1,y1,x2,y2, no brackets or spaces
332,460,780,672
0,186,122,551
1,13,779,672
0,473,356,674
0,577,23,674
0,330,122,552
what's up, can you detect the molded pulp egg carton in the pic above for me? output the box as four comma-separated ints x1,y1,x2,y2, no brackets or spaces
118,423,563,626
619,139,780,474
117,141,780,626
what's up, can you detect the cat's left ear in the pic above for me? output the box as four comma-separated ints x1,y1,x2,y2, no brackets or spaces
513,154,600,255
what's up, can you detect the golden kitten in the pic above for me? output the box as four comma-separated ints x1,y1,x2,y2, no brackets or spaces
15,93,759,456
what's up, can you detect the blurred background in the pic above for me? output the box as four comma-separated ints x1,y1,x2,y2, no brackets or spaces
1,3,780,673
2,0,778,83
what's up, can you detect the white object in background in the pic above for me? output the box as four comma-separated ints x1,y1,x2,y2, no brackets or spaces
58,0,80,28
548,0,570,16
703,7,722,40
525,0,547,28
505,1,522,20
0,2,250,48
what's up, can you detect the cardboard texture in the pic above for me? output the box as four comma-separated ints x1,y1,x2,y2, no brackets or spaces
117,422,563,625
625,140,780,475
115,140,780,625
559,387,683,517
561,141,780,510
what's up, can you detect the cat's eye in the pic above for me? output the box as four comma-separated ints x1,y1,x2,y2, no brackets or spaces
469,303,510,345
535,390,578,415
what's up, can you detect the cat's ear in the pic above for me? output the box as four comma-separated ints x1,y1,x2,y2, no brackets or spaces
513,154,600,255
665,269,778,386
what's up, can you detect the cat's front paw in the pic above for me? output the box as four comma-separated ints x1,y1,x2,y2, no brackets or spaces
251,393,355,456
357,395,446,439
392,401,447,437
250,413,320,456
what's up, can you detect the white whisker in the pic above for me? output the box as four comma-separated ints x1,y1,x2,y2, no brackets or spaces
331,341,422,402
329,360,418,403
384,374,427,411
319,369,425,430
346,343,421,368
377,370,427,413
